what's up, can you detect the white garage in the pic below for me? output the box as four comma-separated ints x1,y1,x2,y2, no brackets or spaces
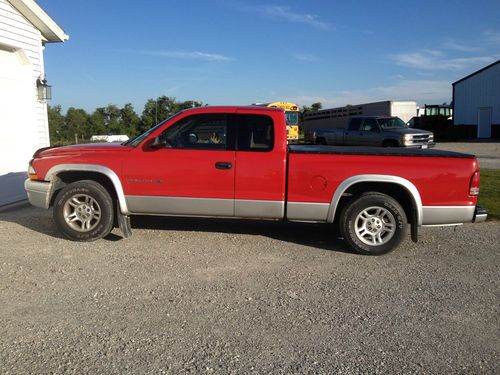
0,0,67,207
452,60,500,139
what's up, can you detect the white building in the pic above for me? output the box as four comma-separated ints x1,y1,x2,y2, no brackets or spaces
453,60,500,139
0,0,67,206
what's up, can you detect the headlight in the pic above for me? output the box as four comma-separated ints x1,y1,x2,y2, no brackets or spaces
403,134,413,141
28,161,38,180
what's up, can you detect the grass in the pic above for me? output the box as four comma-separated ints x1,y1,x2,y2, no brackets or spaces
478,169,500,220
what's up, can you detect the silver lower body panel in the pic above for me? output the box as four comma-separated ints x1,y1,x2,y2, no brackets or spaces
286,202,330,222
421,206,475,226
235,199,284,219
126,196,234,217
24,179,51,209
126,196,285,219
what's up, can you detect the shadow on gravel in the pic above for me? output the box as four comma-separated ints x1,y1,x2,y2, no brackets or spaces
0,206,352,253
0,205,67,240
131,215,352,253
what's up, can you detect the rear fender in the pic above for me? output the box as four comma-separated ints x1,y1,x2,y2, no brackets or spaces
327,174,423,226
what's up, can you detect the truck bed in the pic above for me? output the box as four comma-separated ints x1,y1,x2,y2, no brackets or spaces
288,145,474,159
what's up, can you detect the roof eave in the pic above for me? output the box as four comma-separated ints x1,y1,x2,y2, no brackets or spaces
8,0,69,43
452,60,500,86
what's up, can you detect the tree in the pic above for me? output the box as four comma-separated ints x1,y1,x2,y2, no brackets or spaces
301,102,323,113
300,102,323,122
311,102,322,112
65,107,89,142
88,109,107,136
120,103,140,137
46,97,205,145
139,96,204,133
47,105,65,145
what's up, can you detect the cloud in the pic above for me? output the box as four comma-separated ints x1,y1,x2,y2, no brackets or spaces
292,53,318,62
442,39,482,53
125,49,235,62
290,79,452,108
483,30,500,44
228,3,333,31
388,50,495,70
260,5,333,30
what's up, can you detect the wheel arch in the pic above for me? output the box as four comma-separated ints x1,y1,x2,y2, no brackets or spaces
46,164,129,214
382,139,400,147
327,175,422,226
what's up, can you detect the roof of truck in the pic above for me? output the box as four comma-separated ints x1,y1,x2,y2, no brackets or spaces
182,106,284,114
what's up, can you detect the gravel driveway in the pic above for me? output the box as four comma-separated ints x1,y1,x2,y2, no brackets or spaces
1,206,499,374
435,142,500,169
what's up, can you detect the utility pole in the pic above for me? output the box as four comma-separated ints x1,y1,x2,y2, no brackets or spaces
155,100,158,124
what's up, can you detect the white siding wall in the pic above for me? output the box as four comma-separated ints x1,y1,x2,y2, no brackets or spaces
0,0,49,148
454,63,500,125
0,0,49,205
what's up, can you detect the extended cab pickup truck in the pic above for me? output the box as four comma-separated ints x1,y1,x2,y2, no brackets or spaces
312,116,435,148
25,106,486,255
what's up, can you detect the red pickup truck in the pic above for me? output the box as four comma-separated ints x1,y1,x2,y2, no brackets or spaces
25,106,487,255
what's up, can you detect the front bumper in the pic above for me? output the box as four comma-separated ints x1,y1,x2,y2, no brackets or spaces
24,179,51,209
473,205,488,223
403,142,436,148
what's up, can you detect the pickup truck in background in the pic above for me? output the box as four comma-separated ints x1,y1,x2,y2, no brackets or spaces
310,116,435,148
25,106,486,255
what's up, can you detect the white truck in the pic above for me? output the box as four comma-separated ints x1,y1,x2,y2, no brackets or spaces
302,100,417,141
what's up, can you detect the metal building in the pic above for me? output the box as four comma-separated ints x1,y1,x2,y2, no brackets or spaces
452,60,500,139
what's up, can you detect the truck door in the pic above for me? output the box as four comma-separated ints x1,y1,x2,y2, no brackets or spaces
343,118,363,146
358,118,382,146
233,112,287,219
123,113,236,216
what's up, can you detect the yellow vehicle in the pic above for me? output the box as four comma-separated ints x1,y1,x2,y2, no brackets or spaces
254,102,300,142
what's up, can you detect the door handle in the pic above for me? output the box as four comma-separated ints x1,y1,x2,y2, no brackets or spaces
215,161,232,170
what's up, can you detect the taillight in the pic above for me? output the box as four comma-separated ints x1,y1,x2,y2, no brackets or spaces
469,171,480,196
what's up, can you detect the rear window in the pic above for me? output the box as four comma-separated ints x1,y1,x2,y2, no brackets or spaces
348,118,363,130
237,114,274,152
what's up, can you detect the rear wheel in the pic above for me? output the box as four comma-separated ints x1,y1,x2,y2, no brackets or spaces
340,192,407,255
53,180,114,241
382,140,399,147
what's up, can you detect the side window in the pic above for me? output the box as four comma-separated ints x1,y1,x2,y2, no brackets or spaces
236,114,274,152
348,118,362,130
361,118,378,132
160,114,227,150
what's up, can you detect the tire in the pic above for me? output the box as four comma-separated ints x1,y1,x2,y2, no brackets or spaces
382,140,399,147
53,180,114,241
339,192,407,255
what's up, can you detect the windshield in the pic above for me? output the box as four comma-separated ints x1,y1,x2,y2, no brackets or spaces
124,112,183,147
285,111,299,125
377,117,408,130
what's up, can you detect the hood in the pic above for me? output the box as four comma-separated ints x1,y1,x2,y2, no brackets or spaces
34,142,131,158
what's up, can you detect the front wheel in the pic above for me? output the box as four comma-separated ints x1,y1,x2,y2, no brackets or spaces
53,180,114,241
339,192,407,255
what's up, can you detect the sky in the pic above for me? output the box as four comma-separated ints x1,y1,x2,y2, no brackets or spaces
38,0,500,113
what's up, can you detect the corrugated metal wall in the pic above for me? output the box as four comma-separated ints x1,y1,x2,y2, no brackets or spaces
454,63,500,126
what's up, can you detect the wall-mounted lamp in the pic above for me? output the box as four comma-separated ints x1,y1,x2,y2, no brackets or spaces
36,78,52,101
